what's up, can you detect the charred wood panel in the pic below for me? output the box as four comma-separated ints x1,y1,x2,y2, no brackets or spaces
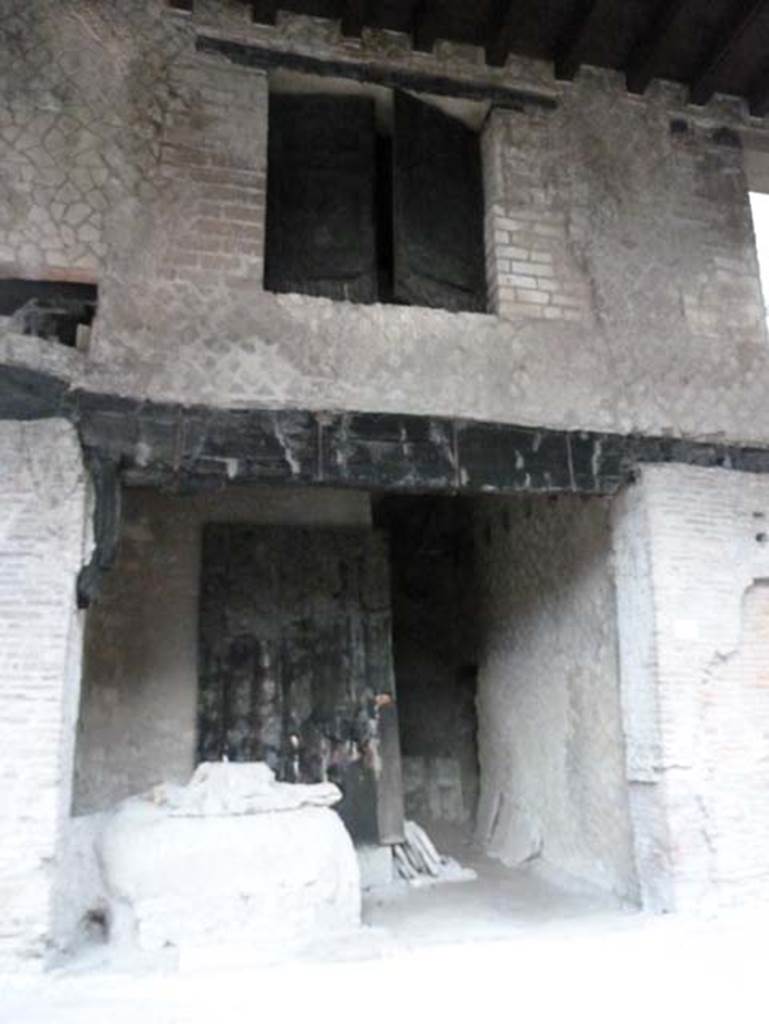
9,369,769,498
265,94,378,303
198,525,404,843
457,422,572,492
392,91,487,313
322,412,458,490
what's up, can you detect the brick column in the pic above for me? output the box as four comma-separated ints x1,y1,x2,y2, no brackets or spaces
481,108,592,325
0,419,90,971
613,464,769,912
157,55,269,292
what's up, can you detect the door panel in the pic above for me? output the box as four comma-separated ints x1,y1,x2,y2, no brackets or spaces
393,90,487,313
265,94,378,303
197,525,405,844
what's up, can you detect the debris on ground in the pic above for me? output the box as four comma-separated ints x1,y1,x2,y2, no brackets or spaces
392,821,477,886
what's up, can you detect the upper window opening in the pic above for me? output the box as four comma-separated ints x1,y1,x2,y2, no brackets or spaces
264,77,488,314
750,192,769,333
0,278,98,348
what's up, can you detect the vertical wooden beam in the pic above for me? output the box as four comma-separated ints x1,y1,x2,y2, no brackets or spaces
251,0,277,25
625,0,691,95
689,0,769,106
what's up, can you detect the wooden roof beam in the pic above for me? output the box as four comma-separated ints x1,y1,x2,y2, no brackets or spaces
251,1,277,25
625,0,691,95
341,0,369,38
689,0,769,106
554,0,608,82
485,1,520,69
412,0,440,54
749,64,769,117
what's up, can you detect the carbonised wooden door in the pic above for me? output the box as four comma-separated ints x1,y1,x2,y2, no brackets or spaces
197,525,405,844
264,94,378,303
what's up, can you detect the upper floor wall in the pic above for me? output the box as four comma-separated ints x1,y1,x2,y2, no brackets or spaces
2,0,769,444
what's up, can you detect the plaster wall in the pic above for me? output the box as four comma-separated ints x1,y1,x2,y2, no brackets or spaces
473,494,638,901
73,485,371,814
2,2,769,444
612,464,769,912
0,419,89,970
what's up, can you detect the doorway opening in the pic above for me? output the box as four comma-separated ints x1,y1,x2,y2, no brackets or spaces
66,482,639,962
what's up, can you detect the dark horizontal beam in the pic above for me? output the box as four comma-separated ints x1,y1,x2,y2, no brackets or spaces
484,1,518,69
625,0,691,95
689,0,769,106
196,34,558,109
5,367,769,502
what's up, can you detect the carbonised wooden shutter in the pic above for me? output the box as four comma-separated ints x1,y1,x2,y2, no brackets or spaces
264,94,378,303
197,525,405,845
393,90,487,313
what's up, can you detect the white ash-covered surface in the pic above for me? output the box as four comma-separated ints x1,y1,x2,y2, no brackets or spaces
149,761,343,816
6,897,767,1024
83,763,360,958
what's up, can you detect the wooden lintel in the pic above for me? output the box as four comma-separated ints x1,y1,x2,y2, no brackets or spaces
196,34,559,110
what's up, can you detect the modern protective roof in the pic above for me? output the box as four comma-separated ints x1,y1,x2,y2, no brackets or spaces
239,0,769,115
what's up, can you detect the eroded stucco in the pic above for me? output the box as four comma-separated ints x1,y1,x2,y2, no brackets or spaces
1,2,769,444
612,463,769,911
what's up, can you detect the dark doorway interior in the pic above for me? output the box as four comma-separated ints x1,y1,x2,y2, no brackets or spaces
374,495,480,834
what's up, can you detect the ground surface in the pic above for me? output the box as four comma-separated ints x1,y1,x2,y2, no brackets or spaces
2,839,766,1023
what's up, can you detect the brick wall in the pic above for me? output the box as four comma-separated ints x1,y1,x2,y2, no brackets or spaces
483,108,593,325
0,419,89,971
613,464,769,911
155,56,268,293
482,82,766,339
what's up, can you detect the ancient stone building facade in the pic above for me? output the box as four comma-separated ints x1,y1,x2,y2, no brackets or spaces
3,0,769,972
